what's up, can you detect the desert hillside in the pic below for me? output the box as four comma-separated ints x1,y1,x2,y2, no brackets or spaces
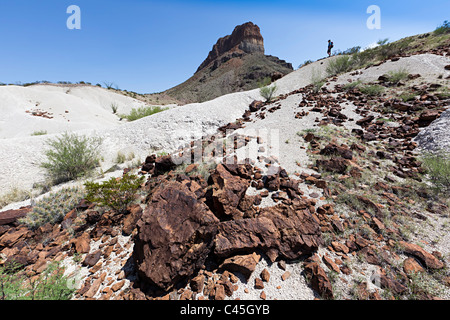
0,27,449,302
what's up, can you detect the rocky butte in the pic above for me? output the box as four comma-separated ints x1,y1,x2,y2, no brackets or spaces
162,21,293,103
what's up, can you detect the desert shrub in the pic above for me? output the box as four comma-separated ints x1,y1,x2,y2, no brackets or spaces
299,59,313,68
343,46,361,55
31,130,48,136
399,91,416,102
20,187,85,229
377,38,389,46
41,132,103,184
110,103,119,114
342,80,362,91
434,20,450,35
311,68,325,93
326,55,353,76
260,83,278,102
0,187,31,210
84,173,145,214
420,150,450,193
359,84,385,96
0,261,75,300
120,106,168,121
387,67,410,84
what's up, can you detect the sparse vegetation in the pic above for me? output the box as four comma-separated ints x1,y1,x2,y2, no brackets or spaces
84,173,145,214
0,187,31,209
434,20,450,35
420,150,450,193
311,68,325,93
110,102,119,114
326,55,353,76
386,67,410,84
0,261,75,300
343,80,362,91
40,132,103,185
359,84,385,96
120,106,168,122
31,130,48,136
20,187,85,229
259,78,278,102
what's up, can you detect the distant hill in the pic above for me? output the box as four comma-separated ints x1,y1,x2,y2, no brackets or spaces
150,22,293,104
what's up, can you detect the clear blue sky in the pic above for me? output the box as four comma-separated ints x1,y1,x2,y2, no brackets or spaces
0,0,448,93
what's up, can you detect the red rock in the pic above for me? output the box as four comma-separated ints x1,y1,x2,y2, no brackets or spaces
281,271,291,281
249,100,264,112
403,257,424,275
210,163,249,219
214,284,226,300
255,278,265,289
399,241,444,269
122,204,142,236
133,181,219,291
190,274,205,293
214,203,321,262
316,158,349,174
154,155,176,176
111,280,126,292
219,253,260,280
303,262,334,299
0,207,31,226
320,143,353,160
260,291,267,300
322,255,340,273
331,241,349,254
260,268,270,282
419,109,439,122
0,226,31,248
82,250,102,267
379,274,408,295
71,232,91,254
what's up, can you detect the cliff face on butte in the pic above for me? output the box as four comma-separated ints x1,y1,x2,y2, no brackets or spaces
163,22,293,104
196,21,265,72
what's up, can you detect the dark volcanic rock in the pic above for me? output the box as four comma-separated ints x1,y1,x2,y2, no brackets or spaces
210,163,250,219
133,181,220,291
214,203,322,262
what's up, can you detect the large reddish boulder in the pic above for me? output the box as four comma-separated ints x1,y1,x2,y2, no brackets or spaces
214,203,322,262
0,207,31,226
133,181,219,291
399,241,444,270
210,163,250,219
303,261,334,299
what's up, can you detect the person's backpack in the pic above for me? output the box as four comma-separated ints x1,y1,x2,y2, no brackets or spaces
330,42,334,49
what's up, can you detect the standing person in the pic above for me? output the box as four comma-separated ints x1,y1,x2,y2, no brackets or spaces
327,40,334,57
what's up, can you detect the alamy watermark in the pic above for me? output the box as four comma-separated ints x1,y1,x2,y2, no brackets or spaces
67,5,81,30
169,128,281,166
367,5,381,30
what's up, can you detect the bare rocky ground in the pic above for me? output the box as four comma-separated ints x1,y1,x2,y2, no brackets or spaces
0,42,449,301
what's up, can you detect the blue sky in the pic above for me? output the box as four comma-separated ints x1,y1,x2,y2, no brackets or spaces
0,0,448,93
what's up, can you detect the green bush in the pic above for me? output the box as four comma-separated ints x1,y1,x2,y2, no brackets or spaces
387,67,410,84
326,55,353,76
41,132,103,184
359,84,385,96
420,150,450,193
0,261,75,300
434,20,450,35
260,83,278,102
120,106,168,121
20,187,85,229
310,68,325,93
84,173,145,214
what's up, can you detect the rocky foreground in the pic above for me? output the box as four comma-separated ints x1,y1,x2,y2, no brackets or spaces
1,41,449,301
